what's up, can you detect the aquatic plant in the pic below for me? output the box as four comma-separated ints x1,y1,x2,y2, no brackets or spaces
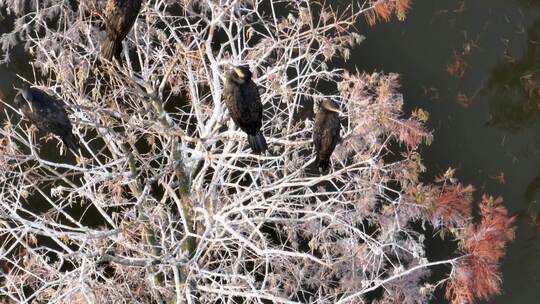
0,0,513,303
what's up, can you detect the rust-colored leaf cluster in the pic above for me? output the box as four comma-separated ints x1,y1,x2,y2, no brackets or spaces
445,196,515,304
366,0,412,25
338,72,431,155
431,184,474,228
396,117,432,150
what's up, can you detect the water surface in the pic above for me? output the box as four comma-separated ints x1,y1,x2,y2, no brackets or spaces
351,0,540,302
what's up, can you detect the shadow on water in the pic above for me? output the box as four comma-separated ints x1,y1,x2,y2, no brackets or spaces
486,18,540,131
485,15,540,212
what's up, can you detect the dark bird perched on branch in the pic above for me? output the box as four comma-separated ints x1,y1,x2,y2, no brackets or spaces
101,0,142,61
223,66,268,154
313,99,342,173
14,87,79,153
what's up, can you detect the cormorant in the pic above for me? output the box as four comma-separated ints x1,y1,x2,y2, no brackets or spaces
14,87,79,153
101,0,142,61
313,99,341,173
223,66,268,154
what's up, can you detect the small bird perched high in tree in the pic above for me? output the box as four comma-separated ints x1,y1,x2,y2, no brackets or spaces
101,0,142,61
313,99,342,173
223,66,268,154
14,87,79,153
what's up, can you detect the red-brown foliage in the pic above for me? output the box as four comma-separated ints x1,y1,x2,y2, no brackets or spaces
396,116,431,150
432,184,474,228
373,3,392,23
366,0,412,25
395,0,412,15
445,196,515,304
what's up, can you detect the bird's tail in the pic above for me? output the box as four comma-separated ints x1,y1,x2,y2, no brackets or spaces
318,158,330,174
62,133,80,154
248,132,268,154
100,37,122,61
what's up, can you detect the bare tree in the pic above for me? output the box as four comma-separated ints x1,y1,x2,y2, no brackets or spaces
0,0,514,303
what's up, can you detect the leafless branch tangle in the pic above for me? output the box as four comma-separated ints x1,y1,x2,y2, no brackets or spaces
0,0,513,303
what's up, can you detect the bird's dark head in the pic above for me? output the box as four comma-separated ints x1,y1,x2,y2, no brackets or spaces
320,99,342,114
229,65,253,84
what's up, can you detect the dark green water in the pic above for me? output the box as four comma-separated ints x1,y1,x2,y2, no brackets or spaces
1,0,539,302
351,0,540,302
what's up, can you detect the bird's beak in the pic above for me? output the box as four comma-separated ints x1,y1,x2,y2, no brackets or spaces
234,68,245,78
325,104,342,114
